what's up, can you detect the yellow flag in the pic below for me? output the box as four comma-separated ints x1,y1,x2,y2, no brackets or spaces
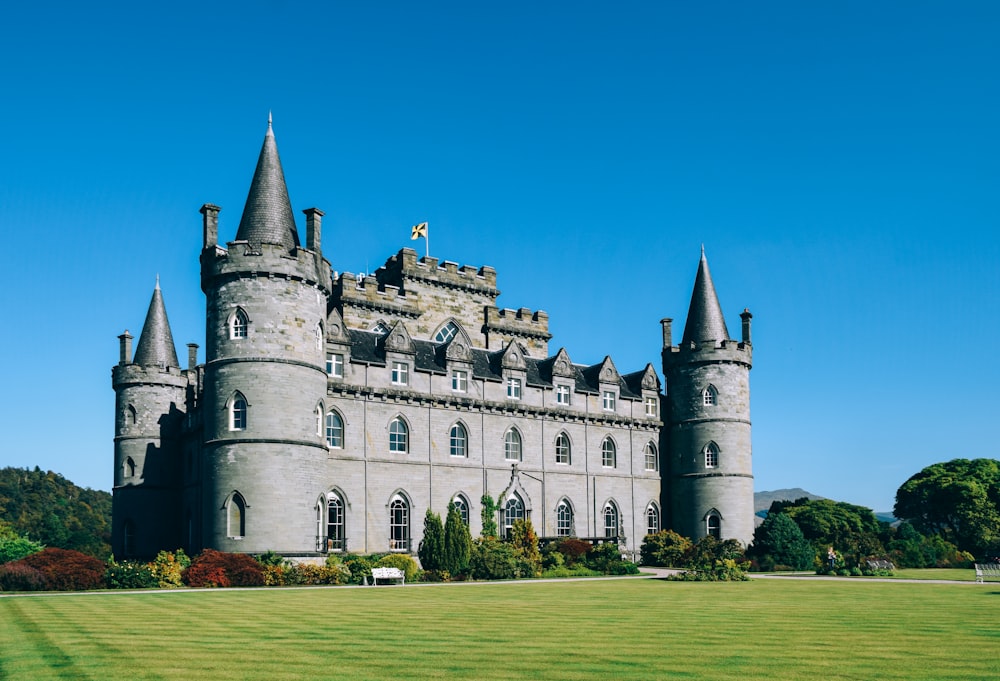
411,222,428,240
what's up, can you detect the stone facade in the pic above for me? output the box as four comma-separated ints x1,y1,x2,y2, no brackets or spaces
111,121,755,560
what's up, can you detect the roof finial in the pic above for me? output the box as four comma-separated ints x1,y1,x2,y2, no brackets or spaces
267,111,273,136
155,273,160,290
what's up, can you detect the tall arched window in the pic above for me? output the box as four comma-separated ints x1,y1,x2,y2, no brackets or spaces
703,385,718,406
315,404,323,437
389,494,410,551
646,503,660,535
504,428,522,462
327,492,345,551
503,493,525,538
326,411,344,448
450,423,468,457
316,322,324,351
555,432,571,465
123,457,136,479
389,417,408,453
556,500,574,537
704,442,719,468
706,512,722,539
451,494,470,526
601,437,617,468
126,404,137,426
644,442,658,471
227,492,246,538
603,500,619,539
230,393,248,431
230,308,248,339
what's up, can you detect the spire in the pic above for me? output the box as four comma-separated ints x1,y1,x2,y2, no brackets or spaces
132,282,180,368
681,248,730,344
234,115,300,252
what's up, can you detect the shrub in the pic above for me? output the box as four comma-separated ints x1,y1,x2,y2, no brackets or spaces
552,538,592,566
296,562,349,585
0,529,44,565
540,565,601,579
183,550,264,588
442,502,472,576
376,553,420,582
585,542,639,575
418,510,445,572
640,530,692,567
0,563,48,591
748,513,814,571
469,537,520,580
15,548,106,591
149,549,190,588
105,559,158,589
342,554,380,585
509,519,542,577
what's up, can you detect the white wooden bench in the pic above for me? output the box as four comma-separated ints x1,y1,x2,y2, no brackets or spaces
974,563,1000,583
371,567,405,585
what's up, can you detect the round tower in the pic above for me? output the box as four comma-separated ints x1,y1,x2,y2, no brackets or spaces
112,281,186,558
200,118,332,554
662,250,754,546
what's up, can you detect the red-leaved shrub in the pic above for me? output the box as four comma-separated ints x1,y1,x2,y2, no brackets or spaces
14,548,106,591
183,550,264,588
0,562,49,591
554,538,592,566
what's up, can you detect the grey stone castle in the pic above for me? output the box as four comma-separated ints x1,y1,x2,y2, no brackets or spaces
112,120,755,560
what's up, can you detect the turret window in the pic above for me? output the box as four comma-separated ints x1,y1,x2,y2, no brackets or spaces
703,385,718,406
704,442,719,468
230,309,249,339
504,428,523,462
227,492,246,539
555,432,571,465
706,512,722,539
601,437,617,468
230,393,248,431
123,457,136,479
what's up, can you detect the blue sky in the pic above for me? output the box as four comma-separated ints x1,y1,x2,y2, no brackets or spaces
1,1,998,513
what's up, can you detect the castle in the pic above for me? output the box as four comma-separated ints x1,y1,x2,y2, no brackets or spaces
112,119,754,560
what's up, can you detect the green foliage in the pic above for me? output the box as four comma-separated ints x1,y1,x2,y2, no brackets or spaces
670,536,749,581
183,549,264,588
469,537,520,580
254,550,288,568
640,530,692,567
479,495,499,538
4,547,106,591
150,549,189,588
0,520,44,564
105,558,158,589
749,512,815,571
777,498,885,567
342,553,381,585
442,502,472,576
584,542,639,575
0,467,112,560
376,553,420,582
509,519,542,577
894,458,1000,557
418,509,445,571
540,565,602,578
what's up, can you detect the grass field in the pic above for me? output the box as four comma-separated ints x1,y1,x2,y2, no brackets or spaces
2,577,997,680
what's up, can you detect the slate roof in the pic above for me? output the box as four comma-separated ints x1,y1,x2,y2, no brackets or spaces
133,281,179,369
681,248,730,344
234,117,300,252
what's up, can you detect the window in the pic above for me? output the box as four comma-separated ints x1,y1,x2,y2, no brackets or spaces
230,309,248,339
326,353,344,378
372,321,390,335
316,322,324,351
504,428,522,462
555,432,571,465
645,396,658,417
391,361,409,386
450,423,468,457
327,492,345,551
435,321,459,343
601,437,616,468
703,385,718,406
603,501,619,539
644,442,658,471
123,457,135,479
230,393,248,431
704,442,719,468
556,384,571,406
451,370,468,392
706,513,721,539
507,377,522,400
227,493,246,538
126,404,137,426
389,417,408,453
646,503,660,535
602,391,616,411
503,494,525,538
556,500,573,537
451,495,470,526
315,404,323,436
389,495,410,551
326,411,344,448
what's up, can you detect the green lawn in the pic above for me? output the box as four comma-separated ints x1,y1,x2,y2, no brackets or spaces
1,578,997,680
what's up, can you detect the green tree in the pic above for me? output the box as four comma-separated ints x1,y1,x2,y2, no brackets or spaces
417,509,444,571
781,498,884,566
894,458,1000,557
640,530,692,567
0,519,44,564
442,502,471,576
480,495,499,538
509,518,541,577
748,512,814,570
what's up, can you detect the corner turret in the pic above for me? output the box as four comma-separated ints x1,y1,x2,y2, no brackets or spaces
132,278,180,369
234,114,300,252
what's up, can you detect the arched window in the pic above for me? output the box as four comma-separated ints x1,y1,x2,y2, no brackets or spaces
327,492,345,551
503,493,525,538
603,500,619,539
435,321,459,343
450,423,468,457
601,437,617,468
389,417,408,453
706,512,722,539
703,385,718,406
646,503,660,535
451,494,470,526
326,411,344,448
504,428,522,462
555,432,571,465
230,308,249,339
556,500,574,537
371,321,390,335
123,457,136,479
227,492,246,539
704,442,719,468
123,520,136,557
230,393,248,431
126,404,137,426
389,494,410,551
316,322,324,351
644,442,658,471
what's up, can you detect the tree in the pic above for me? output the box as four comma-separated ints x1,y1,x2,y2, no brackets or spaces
749,512,814,570
480,495,499,538
442,502,471,576
509,518,541,577
640,530,692,567
417,509,444,571
780,498,885,566
0,519,44,564
894,458,1000,557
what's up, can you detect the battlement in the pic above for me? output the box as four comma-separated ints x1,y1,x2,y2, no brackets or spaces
201,241,332,295
112,363,191,390
333,271,420,317
376,248,499,295
485,306,552,355
663,339,753,367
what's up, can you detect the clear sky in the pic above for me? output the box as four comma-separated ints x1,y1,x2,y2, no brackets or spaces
1,1,998,513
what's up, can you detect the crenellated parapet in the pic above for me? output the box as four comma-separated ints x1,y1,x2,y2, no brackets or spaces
663,338,753,368
377,248,499,296
485,307,551,356
332,270,421,319
201,240,332,296
112,363,191,391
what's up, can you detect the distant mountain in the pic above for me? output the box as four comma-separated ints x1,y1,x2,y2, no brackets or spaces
754,488,825,514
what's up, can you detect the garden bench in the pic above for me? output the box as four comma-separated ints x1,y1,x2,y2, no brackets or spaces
865,559,895,571
371,567,405,585
974,563,1000,583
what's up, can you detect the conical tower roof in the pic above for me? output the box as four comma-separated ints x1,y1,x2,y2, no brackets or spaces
133,278,180,368
681,248,730,344
234,115,300,252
